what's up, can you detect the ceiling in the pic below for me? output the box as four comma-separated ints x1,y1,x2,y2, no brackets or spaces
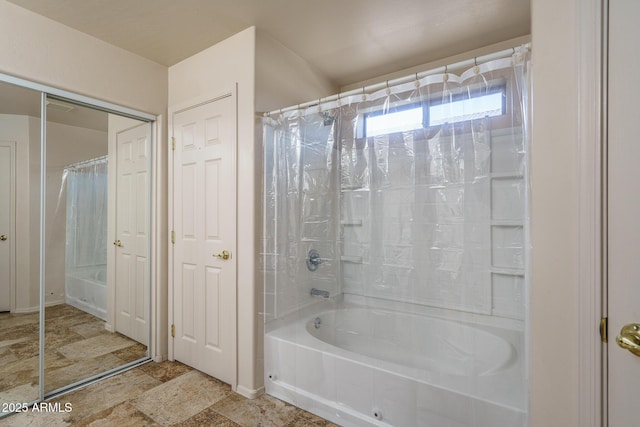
6,0,530,87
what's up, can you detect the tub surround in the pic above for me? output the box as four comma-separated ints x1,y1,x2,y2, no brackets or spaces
265,296,525,427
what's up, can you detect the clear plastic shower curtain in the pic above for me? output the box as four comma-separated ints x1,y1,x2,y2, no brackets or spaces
262,46,531,427
64,157,109,274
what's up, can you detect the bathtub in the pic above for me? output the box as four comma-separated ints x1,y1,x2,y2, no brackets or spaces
265,296,526,427
65,265,107,321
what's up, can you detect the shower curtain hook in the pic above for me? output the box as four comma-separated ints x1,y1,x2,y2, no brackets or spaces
385,80,391,96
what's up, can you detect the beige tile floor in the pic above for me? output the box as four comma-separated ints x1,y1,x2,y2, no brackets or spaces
0,361,338,426
0,305,147,404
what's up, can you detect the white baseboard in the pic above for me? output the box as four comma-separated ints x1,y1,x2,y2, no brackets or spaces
236,385,265,400
13,299,65,313
153,354,166,363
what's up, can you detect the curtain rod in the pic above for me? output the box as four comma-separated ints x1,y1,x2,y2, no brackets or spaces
266,43,530,116
65,155,108,170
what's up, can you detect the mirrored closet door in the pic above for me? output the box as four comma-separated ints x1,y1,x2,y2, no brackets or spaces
0,80,42,406
43,97,151,394
0,76,154,412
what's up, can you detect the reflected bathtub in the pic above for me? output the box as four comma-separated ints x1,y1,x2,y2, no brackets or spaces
65,265,107,321
265,297,526,427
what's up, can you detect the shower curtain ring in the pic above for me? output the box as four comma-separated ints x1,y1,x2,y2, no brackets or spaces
474,57,478,67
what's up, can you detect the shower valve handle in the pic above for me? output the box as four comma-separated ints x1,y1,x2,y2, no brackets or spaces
113,240,122,247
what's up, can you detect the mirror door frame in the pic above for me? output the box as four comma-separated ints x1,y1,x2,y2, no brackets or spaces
0,71,158,409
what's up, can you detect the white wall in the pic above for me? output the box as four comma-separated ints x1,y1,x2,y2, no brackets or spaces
255,30,336,113
0,0,167,114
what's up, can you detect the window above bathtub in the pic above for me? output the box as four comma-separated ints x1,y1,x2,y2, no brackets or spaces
362,84,507,137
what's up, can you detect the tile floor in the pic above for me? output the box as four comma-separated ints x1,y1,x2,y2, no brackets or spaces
1,304,147,403
0,361,338,426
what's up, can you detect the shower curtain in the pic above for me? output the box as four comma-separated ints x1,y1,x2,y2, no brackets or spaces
65,156,109,272
262,46,531,426
263,46,531,320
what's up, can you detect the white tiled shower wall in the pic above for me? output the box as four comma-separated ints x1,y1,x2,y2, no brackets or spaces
340,126,526,319
263,121,526,320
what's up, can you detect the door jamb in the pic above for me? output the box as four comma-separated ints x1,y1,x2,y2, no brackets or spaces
577,0,606,426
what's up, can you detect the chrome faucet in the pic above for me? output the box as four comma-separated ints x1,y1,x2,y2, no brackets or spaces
306,249,324,272
310,288,330,298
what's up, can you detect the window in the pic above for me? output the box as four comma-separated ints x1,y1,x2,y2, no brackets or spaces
429,90,505,126
362,86,506,137
365,106,424,137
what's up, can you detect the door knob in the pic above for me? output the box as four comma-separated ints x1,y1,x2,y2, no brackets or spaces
113,240,122,247
213,250,230,260
0,235,7,241
616,323,640,357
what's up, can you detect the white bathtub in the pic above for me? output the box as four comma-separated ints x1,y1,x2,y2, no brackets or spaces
65,265,107,321
265,297,526,427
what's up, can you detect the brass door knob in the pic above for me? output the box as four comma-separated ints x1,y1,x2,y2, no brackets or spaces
113,240,122,247
616,323,640,357
0,235,7,241
213,250,230,260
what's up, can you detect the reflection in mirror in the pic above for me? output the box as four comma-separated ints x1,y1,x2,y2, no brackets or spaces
0,80,42,406
44,97,150,394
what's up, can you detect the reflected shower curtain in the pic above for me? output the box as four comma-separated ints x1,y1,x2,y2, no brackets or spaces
63,156,109,319
65,156,109,271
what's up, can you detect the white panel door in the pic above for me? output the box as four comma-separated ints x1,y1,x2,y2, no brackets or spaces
608,1,640,425
0,141,15,312
172,94,237,386
114,123,149,345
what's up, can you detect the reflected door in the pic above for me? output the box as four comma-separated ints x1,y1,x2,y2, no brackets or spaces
114,123,149,345
608,0,640,425
0,141,14,312
172,94,237,386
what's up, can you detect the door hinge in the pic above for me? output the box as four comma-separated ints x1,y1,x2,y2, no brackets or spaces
171,230,175,244
600,317,608,343
171,324,175,338
171,137,176,151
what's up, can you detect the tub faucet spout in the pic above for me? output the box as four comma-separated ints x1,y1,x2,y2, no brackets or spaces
310,288,330,298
